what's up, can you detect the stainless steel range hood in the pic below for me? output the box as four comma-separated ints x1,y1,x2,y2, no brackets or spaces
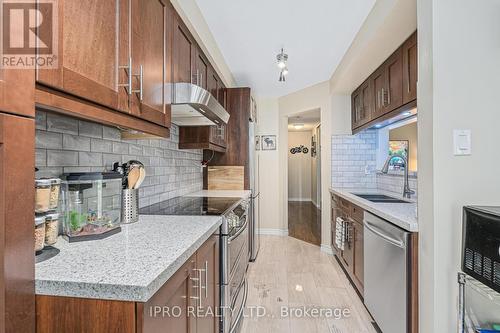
170,83,230,126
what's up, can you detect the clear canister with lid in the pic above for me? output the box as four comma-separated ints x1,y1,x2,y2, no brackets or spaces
35,215,46,252
45,213,59,246
49,178,61,210
35,179,51,213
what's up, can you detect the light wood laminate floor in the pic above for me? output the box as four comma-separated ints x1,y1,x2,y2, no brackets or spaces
241,236,377,333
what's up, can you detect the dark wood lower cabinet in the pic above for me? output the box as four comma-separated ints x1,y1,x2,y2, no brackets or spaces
36,235,219,333
330,193,418,333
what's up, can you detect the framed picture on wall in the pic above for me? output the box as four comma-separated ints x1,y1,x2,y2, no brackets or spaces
261,135,277,150
255,136,261,150
388,140,409,170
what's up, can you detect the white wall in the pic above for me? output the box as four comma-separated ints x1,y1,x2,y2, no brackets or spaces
278,81,332,249
255,98,282,232
418,0,500,331
288,131,312,201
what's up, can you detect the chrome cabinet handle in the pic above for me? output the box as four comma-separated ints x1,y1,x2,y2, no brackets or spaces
381,88,385,106
118,57,133,95
131,65,143,101
377,90,381,109
387,87,391,105
190,269,202,308
204,260,208,298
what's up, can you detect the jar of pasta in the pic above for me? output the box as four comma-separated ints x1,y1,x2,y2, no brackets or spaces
49,178,61,210
45,213,59,246
35,179,51,213
35,215,46,252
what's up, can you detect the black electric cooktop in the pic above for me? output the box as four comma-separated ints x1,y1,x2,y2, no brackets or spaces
139,196,241,216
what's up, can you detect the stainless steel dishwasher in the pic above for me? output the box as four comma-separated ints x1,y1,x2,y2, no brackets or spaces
364,212,410,333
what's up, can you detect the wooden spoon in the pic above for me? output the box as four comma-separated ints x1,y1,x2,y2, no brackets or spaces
134,167,146,189
127,167,141,189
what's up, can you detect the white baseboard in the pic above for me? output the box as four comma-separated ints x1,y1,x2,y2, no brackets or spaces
311,199,321,209
288,198,311,202
258,228,289,236
320,244,334,255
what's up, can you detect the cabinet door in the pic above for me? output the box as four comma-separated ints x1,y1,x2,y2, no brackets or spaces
371,66,386,119
383,48,403,112
351,88,362,129
194,49,208,89
331,197,341,253
141,256,198,333
196,235,219,333
207,67,219,99
131,0,170,127
173,15,195,84
402,32,418,104
0,68,34,117
341,221,354,270
0,114,35,332
36,0,127,112
218,81,227,109
353,221,364,290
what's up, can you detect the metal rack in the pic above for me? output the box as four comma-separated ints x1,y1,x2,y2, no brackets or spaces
458,272,500,333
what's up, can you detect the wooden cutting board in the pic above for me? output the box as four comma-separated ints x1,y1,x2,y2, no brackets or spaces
207,166,244,190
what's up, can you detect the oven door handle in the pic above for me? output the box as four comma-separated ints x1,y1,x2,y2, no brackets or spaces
229,277,248,333
228,215,249,245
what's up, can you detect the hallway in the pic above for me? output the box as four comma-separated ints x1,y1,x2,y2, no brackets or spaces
288,201,321,246
241,236,376,333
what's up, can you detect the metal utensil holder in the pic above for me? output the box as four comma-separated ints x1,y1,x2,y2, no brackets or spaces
122,189,139,224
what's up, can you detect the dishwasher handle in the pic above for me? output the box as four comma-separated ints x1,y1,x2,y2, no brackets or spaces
364,221,406,249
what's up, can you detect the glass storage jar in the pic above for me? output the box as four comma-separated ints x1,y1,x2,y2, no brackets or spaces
49,178,61,210
35,215,46,252
44,213,59,245
35,179,51,213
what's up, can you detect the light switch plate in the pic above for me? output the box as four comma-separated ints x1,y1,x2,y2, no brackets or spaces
453,129,471,156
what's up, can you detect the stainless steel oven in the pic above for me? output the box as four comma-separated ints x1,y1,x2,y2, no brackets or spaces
221,201,249,333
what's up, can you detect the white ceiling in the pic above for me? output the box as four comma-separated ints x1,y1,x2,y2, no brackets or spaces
194,0,375,98
288,109,321,132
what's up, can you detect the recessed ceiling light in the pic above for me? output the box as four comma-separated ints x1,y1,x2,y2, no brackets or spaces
293,123,304,130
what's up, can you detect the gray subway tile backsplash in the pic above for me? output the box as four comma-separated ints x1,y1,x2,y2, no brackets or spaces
331,130,377,189
331,129,418,197
36,111,203,208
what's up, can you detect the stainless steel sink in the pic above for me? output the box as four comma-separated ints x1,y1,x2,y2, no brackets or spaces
353,193,409,203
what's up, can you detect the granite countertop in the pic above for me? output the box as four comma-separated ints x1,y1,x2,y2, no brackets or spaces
329,187,418,232
189,189,252,198
35,215,222,302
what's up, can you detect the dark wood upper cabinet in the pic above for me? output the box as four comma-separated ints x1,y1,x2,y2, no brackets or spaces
371,65,386,119
130,0,170,127
172,14,196,84
351,79,372,128
384,47,403,112
194,49,208,89
352,31,417,132
402,31,418,104
0,68,35,117
207,67,219,101
36,0,127,112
